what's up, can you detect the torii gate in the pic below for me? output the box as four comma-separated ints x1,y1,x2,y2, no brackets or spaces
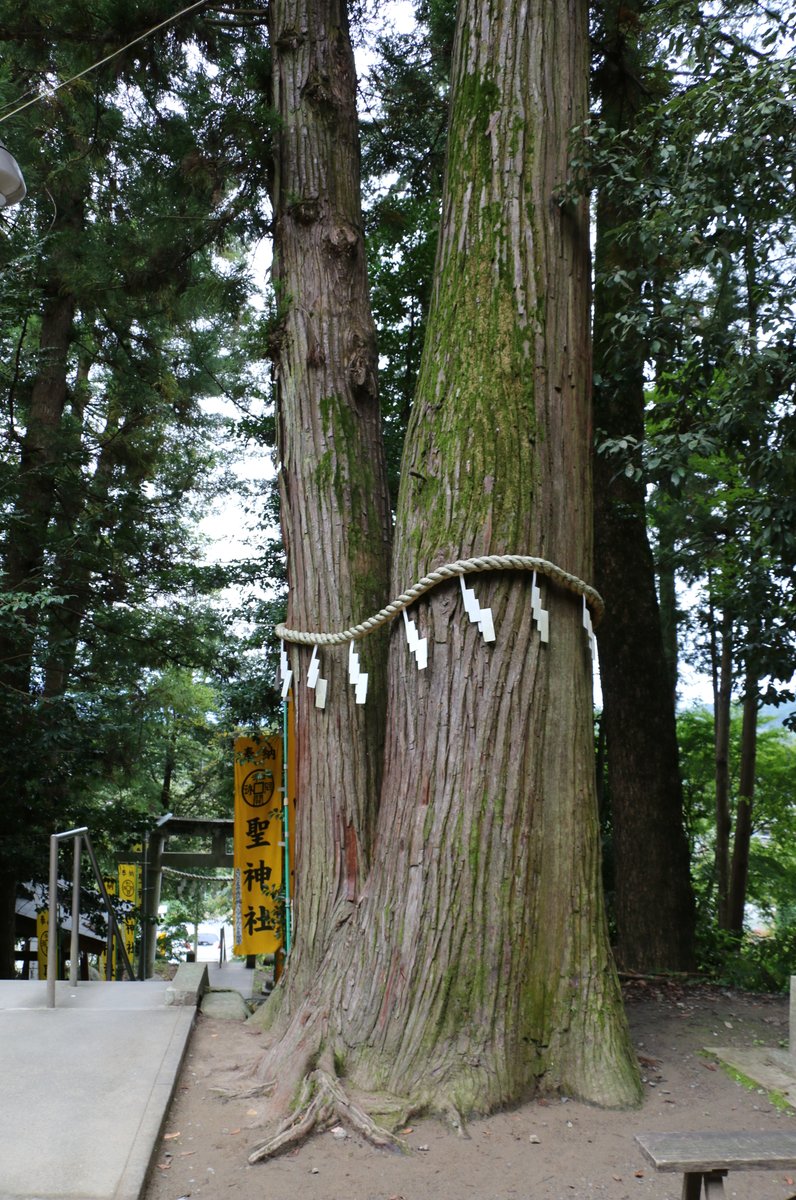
138,814,233,979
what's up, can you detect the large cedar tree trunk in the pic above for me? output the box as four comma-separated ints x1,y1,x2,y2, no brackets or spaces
248,0,640,1147
591,0,695,972
268,0,393,990
362,0,639,1110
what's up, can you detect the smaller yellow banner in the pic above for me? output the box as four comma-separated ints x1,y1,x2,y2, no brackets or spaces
117,862,138,904
118,863,140,968
100,878,116,978
36,911,48,980
233,736,284,956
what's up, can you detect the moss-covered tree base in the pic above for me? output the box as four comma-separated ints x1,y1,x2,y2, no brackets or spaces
235,888,642,1161
235,1028,640,1163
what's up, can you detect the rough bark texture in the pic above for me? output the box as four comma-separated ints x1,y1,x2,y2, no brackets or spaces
355,0,639,1113
248,0,641,1141
591,0,695,972
268,0,393,988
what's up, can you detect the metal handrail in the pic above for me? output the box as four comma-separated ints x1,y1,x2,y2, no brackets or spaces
47,827,136,1008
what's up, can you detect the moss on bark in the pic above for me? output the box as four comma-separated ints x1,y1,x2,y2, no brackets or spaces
247,0,641,1153
268,0,392,991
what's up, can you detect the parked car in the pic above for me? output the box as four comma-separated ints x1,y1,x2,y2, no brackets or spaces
156,929,192,962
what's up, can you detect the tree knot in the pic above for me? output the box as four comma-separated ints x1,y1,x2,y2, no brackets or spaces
325,221,358,257
275,26,305,51
307,339,326,368
347,341,377,402
288,196,321,225
266,317,288,363
302,69,337,111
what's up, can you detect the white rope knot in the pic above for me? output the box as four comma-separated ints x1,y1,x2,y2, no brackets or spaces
275,554,603,646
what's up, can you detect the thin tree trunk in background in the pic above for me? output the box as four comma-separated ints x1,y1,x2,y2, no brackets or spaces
42,410,117,699
592,0,695,972
0,288,76,976
725,225,761,939
160,728,177,813
727,664,758,935
268,0,393,994
0,291,75,682
714,610,734,928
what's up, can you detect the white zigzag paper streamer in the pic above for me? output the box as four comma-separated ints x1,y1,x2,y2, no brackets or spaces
582,595,596,660
459,576,496,643
531,572,550,643
280,640,293,698
307,645,328,707
402,608,428,670
307,645,320,688
348,641,368,705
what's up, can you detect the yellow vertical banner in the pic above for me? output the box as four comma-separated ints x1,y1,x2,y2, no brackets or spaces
100,878,116,978
118,863,139,969
36,911,48,979
233,736,284,956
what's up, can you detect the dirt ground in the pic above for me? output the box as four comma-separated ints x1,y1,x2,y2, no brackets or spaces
143,979,796,1200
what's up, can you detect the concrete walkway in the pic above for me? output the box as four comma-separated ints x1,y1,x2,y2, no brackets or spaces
0,979,195,1200
204,956,258,999
711,1044,796,1106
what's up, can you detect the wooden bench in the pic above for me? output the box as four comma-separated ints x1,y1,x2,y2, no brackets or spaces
636,1131,796,1198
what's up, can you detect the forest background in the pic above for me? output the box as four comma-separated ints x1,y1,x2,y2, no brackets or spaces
0,0,794,1002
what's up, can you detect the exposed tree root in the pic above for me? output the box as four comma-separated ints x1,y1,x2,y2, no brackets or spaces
441,1100,469,1138
210,1080,276,1101
247,1067,408,1163
205,1045,281,1103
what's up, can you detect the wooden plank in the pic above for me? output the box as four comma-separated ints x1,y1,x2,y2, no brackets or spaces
636,1132,796,1173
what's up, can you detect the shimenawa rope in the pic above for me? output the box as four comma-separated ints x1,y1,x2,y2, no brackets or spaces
275,554,602,647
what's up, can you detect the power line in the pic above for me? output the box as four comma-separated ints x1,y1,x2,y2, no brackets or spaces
0,0,212,127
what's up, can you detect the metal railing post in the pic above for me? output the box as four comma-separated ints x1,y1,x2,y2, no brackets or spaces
140,812,171,980
44,825,135,1007
69,835,81,985
47,834,59,1008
